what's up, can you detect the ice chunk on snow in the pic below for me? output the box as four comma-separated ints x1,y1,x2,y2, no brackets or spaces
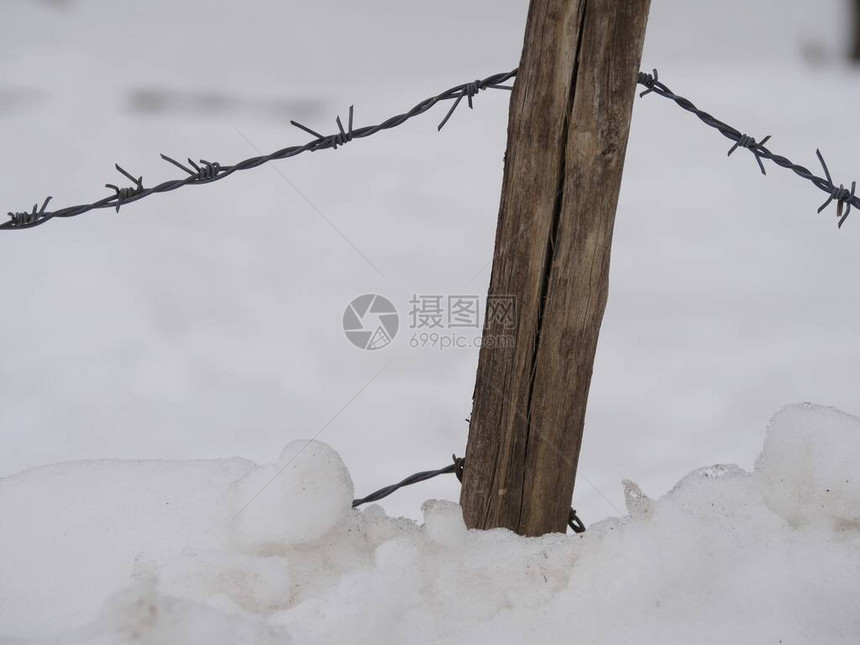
230,440,354,552
421,499,467,546
756,403,860,530
622,479,654,517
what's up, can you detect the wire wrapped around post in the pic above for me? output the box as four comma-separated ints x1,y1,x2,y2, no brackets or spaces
352,454,586,535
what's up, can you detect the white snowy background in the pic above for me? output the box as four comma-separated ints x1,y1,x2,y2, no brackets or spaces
1,0,859,642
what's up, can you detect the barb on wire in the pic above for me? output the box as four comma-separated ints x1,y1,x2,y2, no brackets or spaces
292,105,355,149
727,134,771,176
352,454,586,535
105,164,144,213
160,155,221,182
815,149,855,228
437,77,514,131
637,69,660,97
636,68,860,228
2,69,516,231
7,196,52,228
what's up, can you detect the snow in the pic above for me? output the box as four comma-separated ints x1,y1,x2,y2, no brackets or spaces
1,404,859,643
2,0,859,528
231,440,354,550
55,584,290,645
757,404,860,529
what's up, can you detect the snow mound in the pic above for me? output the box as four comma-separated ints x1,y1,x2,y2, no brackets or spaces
54,583,290,645
230,440,354,551
2,404,860,644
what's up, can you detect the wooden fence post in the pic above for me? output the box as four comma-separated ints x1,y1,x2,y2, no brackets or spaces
460,0,651,536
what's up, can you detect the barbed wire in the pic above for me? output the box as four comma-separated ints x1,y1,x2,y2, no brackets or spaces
637,69,858,228
4,67,857,231
352,454,464,507
3,70,516,231
352,454,587,534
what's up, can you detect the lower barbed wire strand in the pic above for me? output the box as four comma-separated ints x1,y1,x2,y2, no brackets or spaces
352,455,586,534
351,456,462,507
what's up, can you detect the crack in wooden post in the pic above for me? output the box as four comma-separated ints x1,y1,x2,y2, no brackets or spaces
461,0,651,536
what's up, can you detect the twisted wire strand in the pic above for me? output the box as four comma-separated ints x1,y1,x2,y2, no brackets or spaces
637,69,859,228
352,455,464,507
5,67,856,231
352,454,586,534
2,70,516,231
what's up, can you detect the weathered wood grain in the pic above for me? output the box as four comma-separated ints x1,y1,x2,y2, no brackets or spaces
461,0,651,536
